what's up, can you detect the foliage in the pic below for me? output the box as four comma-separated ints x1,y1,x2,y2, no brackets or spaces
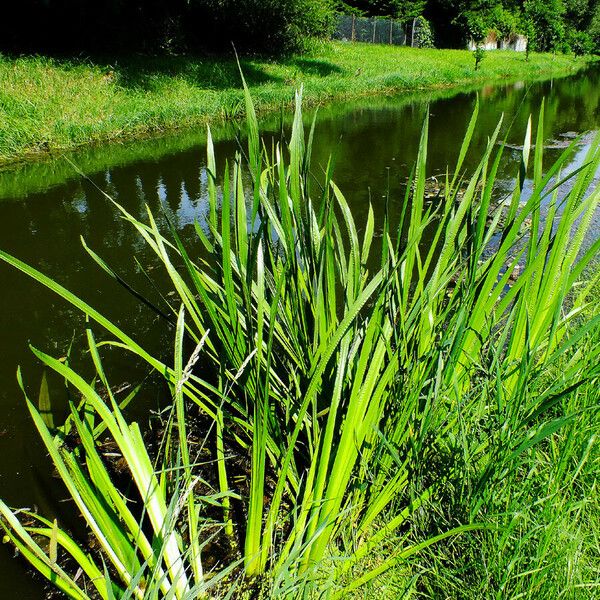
489,4,520,38
523,16,535,60
0,0,336,56
423,0,517,47
342,0,427,19
408,0,599,52
473,44,485,68
0,0,597,55
0,0,183,54
567,29,596,55
524,0,566,52
564,0,599,32
465,12,488,42
187,0,336,54
414,16,436,47
590,3,600,51
334,0,369,16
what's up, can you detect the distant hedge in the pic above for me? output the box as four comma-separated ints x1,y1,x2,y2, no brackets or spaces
0,0,335,56
188,0,335,54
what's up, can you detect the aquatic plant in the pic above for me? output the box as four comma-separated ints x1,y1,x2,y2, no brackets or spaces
0,81,598,598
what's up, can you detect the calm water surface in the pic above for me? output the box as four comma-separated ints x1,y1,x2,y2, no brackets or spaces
0,66,598,596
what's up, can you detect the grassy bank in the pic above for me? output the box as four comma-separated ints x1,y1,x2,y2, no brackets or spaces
0,41,595,165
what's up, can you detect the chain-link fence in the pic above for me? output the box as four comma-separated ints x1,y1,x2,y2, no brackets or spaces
332,14,407,46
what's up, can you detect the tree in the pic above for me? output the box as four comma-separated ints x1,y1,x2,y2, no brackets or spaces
589,2,600,51
0,0,335,55
186,0,336,53
341,0,426,19
426,0,521,47
524,0,566,51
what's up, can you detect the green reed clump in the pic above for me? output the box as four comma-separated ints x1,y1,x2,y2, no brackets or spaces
0,80,598,599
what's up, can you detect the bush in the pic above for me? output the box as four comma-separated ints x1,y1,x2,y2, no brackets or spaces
186,0,336,54
473,45,485,69
0,0,336,56
414,15,435,48
567,30,595,55
524,0,566,52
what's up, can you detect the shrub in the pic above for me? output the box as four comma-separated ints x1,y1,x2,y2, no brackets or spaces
186,0,336,54
0,0,336,56
473,45,485,69
414,15,436,48
524,0,566,52
567,29,595,55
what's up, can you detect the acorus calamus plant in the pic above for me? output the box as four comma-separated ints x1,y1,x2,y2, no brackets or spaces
0,79,598,599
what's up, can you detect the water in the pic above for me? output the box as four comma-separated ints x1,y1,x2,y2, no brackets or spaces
0,67,598,596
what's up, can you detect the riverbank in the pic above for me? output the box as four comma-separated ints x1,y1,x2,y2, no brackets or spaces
0,42,595,166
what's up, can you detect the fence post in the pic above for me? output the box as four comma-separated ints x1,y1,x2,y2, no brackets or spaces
372,18,376,43
389,19,393,44
351,14,355,42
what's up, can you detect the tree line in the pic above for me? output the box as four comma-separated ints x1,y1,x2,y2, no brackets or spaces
0,0,333,55
0,0,597,55
340,0,599,52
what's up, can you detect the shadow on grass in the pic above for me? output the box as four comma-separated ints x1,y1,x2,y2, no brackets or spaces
282,57,345,77
107,55,346,91
112,56,283,91
11,51,348,93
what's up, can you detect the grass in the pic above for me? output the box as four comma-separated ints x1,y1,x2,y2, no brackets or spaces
0,41,596,166
413,310,600,599
0,80,598,599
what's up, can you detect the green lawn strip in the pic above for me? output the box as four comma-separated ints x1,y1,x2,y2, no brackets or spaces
0,42,595,166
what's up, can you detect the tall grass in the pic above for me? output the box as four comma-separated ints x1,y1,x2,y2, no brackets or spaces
412,297,600,599
0,81,598,598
